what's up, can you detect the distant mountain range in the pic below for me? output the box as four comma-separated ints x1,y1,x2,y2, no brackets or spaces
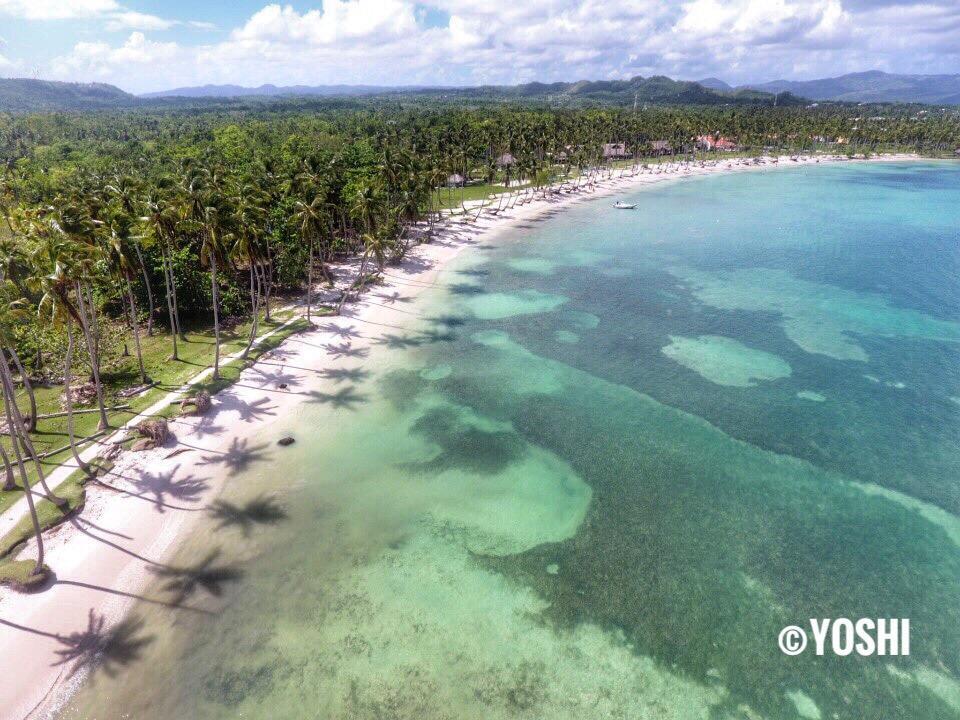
699,71,960,105
4,70,960,112
142,76,790,106
139,83,429,98
1,75,794,111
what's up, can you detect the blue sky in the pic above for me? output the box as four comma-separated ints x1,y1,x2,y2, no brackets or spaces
1,0,959,93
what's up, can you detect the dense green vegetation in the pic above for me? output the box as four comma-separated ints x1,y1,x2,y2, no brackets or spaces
1,98,959,582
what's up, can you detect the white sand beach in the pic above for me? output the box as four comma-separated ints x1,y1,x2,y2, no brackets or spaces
0,152,919,720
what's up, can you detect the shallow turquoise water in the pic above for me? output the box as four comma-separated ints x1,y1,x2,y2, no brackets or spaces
62,162,960,719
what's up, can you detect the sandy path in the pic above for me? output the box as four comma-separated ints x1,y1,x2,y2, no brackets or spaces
0,152,919,720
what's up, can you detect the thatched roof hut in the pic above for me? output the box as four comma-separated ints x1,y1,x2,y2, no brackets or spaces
602,142,630,159
446,173,465,187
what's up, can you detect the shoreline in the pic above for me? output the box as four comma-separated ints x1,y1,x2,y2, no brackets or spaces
0,151,922,720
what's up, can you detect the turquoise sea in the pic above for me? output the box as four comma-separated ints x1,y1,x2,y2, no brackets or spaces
61,162,960,719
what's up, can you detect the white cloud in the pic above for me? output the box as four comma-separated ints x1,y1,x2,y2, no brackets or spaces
0,0,120,21
232,1,417,45
0,0,215,36
105,11,177,31
51,32,180,81
39,0,960,93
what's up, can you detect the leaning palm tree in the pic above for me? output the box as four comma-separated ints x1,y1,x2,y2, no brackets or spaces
0,345,46,576
34,232,95,475
38,203,110,431
0,281,66,543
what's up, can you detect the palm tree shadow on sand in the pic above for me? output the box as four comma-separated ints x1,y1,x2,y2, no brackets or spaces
52,609,155,680
317,366,370,384
199,437,271,476
207,495,287,537
316,322,362,339
148,549,244,604
323,341,369,360
128,464,210,513
305,385,368,411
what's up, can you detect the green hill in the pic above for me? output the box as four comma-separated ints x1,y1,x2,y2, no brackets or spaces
0,78,138,112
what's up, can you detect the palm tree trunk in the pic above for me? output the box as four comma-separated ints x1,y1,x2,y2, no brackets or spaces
160,244,178,360
125,274,149,385
306,236,314,322
9,348,36,432
166,238,186,341
133,242,155,336
257,262,271,323
62,320,89,474
0,366,45,573
263,241,273,322
0,352,66,507
0,387,17,491
242,264,259,360
337,252,369,315
210,254,221,381
0,441,13,492
75,281,109,431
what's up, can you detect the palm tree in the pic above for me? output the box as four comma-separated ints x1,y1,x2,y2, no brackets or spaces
39,203,110,431
181,162,230,381
293,193,329,323
200,204,228,381
231,184,267,358
0,281,67,510
34,231,93,474
142,190,182,360
106,175,155,335
0,352,46,576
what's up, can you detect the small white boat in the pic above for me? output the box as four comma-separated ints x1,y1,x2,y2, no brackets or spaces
613,201,636,210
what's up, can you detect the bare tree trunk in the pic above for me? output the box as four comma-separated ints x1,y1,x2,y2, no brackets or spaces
263,241,273,322
166,238,185,341
133,242,155,336
160,243,178,360
125,274,149,385
0,441,13,491
242,264,259,360
337,252,369,315
0,365,45,573
256,262,271,324
211,254,221,381
306,236,314,322
62,320,89,474
75,281,108,431
0,386,17,491
9,348,36,432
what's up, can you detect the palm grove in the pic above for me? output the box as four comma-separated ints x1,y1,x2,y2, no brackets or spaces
1,100,958,582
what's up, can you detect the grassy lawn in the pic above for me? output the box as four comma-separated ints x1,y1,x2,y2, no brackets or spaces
433,180,533,210
0,557,48,590
0,305,317,529
432,167,578,211
0,464,89,558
